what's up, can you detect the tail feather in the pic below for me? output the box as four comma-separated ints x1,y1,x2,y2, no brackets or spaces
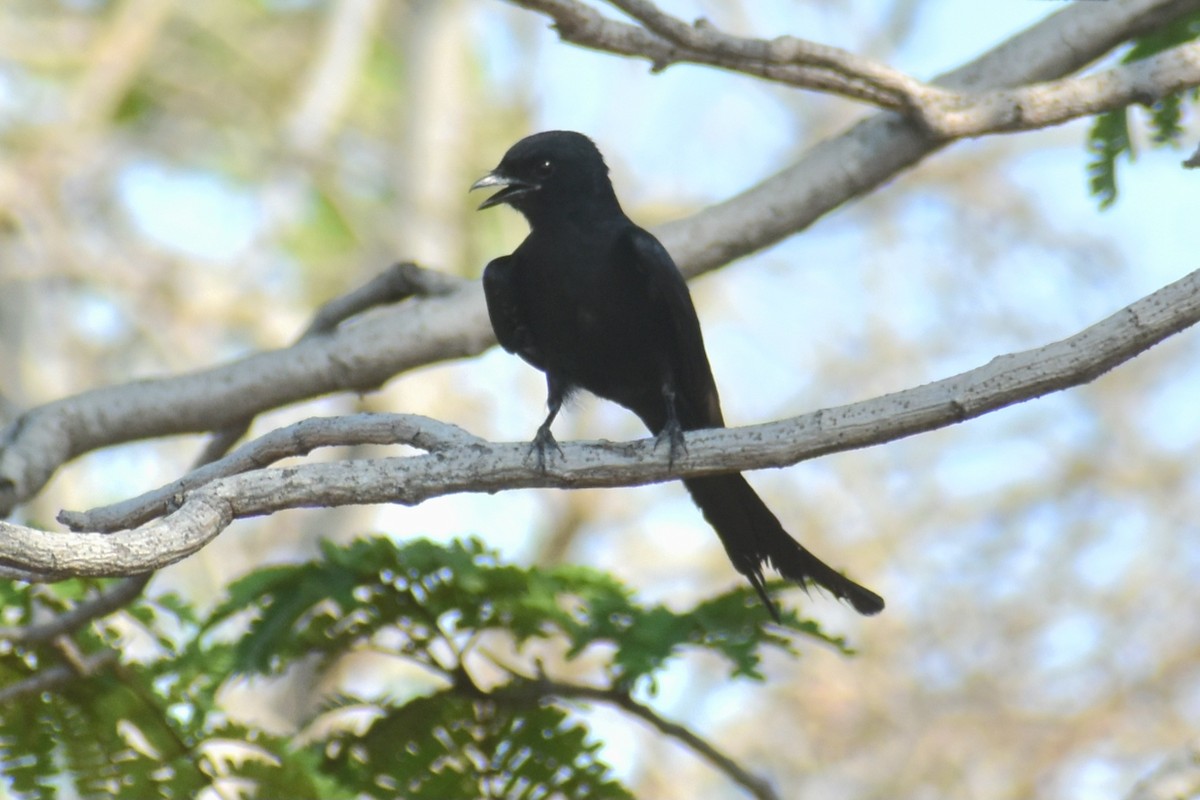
683,474,885,619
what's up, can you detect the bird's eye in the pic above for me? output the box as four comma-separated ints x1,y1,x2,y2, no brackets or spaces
535,159,554,178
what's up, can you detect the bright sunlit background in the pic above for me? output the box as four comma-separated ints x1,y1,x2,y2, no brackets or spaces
1,1,1197,798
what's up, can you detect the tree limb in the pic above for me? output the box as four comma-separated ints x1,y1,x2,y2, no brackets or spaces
0,263,459,643
0,264,478,515
921,41,1200,138
1,266,1195,579
192,261,460,467
567,0,929,109
1,0,1196,514
59,413,484,532
513,0,1200,137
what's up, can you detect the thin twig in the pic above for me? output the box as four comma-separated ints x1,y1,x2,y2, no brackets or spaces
0,574,151,643
300,261,460,339
605,0,938,107
195,262,458,465
500,677,781,800
1185,139,1200,168
0,650,116,705
511,0,910,108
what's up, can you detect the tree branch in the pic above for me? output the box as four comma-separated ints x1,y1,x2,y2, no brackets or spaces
59,413,484,532
512,0,1200,133
0,264,457,643
599,0,1200,275
920,41,1200,138
299,260,461,339
2,0,1196,515
538,0,931,109
0,263,477,515
192,261,460,467
2,266,1195,579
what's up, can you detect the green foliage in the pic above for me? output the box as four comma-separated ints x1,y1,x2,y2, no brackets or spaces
0,537,859,798
1087,106,1133,210
324,692,633,800
1086,11,1200,208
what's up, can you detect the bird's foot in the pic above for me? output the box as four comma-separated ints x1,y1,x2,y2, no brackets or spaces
527,423,563,471
654,420,688,469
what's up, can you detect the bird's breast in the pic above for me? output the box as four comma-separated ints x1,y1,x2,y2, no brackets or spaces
516,245,663,397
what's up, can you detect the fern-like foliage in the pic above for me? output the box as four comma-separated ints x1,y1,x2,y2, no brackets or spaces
1086,11,1200,208
0,537,857,797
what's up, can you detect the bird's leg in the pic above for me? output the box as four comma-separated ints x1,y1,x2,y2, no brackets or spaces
530,414,562,471
529,374,567,471
654,382,688,469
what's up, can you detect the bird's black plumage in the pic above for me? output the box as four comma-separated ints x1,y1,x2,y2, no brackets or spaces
473,130,883,619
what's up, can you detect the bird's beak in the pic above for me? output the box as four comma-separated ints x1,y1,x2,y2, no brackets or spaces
470,171,535,210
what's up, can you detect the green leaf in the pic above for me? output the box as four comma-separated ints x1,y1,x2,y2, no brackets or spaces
0,536,865,798
1086,107,1132,210
326,691,634,800
1149,93,1185,144
1122,10,1200,63
1085,12,1200,207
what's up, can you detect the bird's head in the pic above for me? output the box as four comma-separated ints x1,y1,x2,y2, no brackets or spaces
471,130,619,223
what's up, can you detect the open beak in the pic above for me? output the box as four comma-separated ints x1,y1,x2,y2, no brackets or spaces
470,171,535,210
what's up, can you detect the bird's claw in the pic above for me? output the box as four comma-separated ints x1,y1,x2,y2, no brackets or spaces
654,421,688,469
528,424,563,471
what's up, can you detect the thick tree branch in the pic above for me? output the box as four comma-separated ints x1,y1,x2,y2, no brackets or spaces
2,267,1196,579
1,0,1196,515
0,264,461,645
0,266,481,516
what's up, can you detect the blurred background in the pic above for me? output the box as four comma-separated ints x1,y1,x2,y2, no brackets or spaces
1,1,1197,798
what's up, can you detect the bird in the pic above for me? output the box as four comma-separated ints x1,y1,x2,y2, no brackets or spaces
471,130,883,620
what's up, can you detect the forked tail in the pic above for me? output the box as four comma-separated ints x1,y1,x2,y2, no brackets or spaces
683,474,885,620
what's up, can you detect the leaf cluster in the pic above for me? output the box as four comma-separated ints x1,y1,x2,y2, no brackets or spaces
1087,11,1200,207
0,537,851,798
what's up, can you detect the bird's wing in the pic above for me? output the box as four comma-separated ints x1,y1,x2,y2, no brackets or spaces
482,255,545,369
622,226,724,429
